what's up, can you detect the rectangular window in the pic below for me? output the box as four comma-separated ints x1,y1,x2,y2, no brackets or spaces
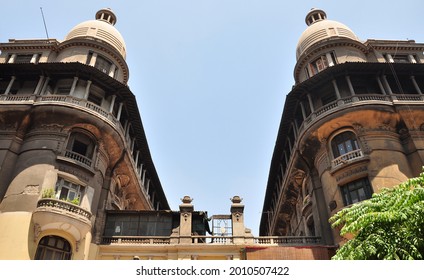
95,55,112,74
341,177,372,206
309,54,331,76
386,53,419,63
15,54,33,63
55,178,83,205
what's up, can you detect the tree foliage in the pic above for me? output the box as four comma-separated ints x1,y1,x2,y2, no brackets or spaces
329,171,424,260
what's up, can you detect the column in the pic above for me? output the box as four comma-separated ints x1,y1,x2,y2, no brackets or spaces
4,76,16,95
408,54,417,63
40,77,50,95
385,54,394,63
130,138,135,154
108,64,116,78
135,151,140,168
69,77,79,96
7,54,16,63
30,53,39,64
33,76,45,95
376,76,387,95
230,196,247,245
142,170,146,186
83,80,92,99
299,101,307,120
325,53,335,67
381,75,393,95
410,76,422,94
89,53,98,67
345,75,355,96
292,122,298,141
307,94,314,113
179,196,194,244
331,79,342,99
145,178,150,194
116,102,124,120
109,95,116,113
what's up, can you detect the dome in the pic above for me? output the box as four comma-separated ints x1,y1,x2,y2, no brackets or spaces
296,9,359,59
65,8,126,58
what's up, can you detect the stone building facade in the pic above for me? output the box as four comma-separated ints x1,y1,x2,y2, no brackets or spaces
260,8,424,247
0,8,169,259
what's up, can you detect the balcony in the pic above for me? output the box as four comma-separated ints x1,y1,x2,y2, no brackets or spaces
64,150,93,167
32,198,92,242
332,149,364,168
0,94,119,132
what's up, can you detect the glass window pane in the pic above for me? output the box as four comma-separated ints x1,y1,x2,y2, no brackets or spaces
338,143,345,155
350,191,359,204
345,141,353,152
341,178,372,206
358,188,366,201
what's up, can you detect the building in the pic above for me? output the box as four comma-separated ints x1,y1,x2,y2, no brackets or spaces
0,8,169,259
1,7,318,261
260,8,424,248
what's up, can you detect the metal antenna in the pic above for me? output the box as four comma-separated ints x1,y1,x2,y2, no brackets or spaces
40,7,50,39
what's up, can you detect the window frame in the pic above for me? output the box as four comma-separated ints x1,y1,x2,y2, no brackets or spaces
35,235,72,260
308,52,337,76
55,177,84,205
340,177,373,206
331,131,360,159
66,131,96,159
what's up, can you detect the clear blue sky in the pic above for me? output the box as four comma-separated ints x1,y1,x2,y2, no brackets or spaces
2,0,423,236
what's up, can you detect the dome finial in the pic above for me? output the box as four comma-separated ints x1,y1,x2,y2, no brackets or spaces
305,8,327,26
95,8,117,25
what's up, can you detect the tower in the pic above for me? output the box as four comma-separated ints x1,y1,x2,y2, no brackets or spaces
0,8,169,259
260,9,424,248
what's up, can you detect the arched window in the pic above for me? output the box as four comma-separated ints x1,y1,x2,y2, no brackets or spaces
331,131,359,158
331,131,363,167
65,130,96,167
35,235,72,260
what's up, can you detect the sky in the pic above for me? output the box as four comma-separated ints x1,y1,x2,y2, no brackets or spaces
1,0,424,236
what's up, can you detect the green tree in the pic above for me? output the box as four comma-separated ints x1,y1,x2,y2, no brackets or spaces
329,171,424,260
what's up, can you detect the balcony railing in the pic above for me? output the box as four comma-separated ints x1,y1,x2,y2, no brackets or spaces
64,150,93,167
332,149,364,168
37,198,92,220
102,236,171,245
253,236,321,245
100,235,321,246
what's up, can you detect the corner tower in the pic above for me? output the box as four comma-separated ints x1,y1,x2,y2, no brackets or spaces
59,8,129,83
261,8,424,251
0,9,169,260
294,8,366,83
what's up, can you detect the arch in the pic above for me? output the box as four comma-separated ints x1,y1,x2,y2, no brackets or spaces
34,235,72,260
329,130,360,159
65,128,97,167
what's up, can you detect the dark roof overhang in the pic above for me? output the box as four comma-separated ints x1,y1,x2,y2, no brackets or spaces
0,62,169,210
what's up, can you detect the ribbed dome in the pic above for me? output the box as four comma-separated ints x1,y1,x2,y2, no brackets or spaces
65,8,126,58
296,9,359,59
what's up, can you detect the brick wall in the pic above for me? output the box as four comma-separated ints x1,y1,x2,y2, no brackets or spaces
244,246,336,260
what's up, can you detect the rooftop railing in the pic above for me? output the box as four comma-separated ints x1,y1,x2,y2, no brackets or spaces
100,235,321,246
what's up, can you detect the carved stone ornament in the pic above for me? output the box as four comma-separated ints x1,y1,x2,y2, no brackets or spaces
181,195,193,204
33,223,41,242
23,185,39,195
230,195,242,204
232,212,242,221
